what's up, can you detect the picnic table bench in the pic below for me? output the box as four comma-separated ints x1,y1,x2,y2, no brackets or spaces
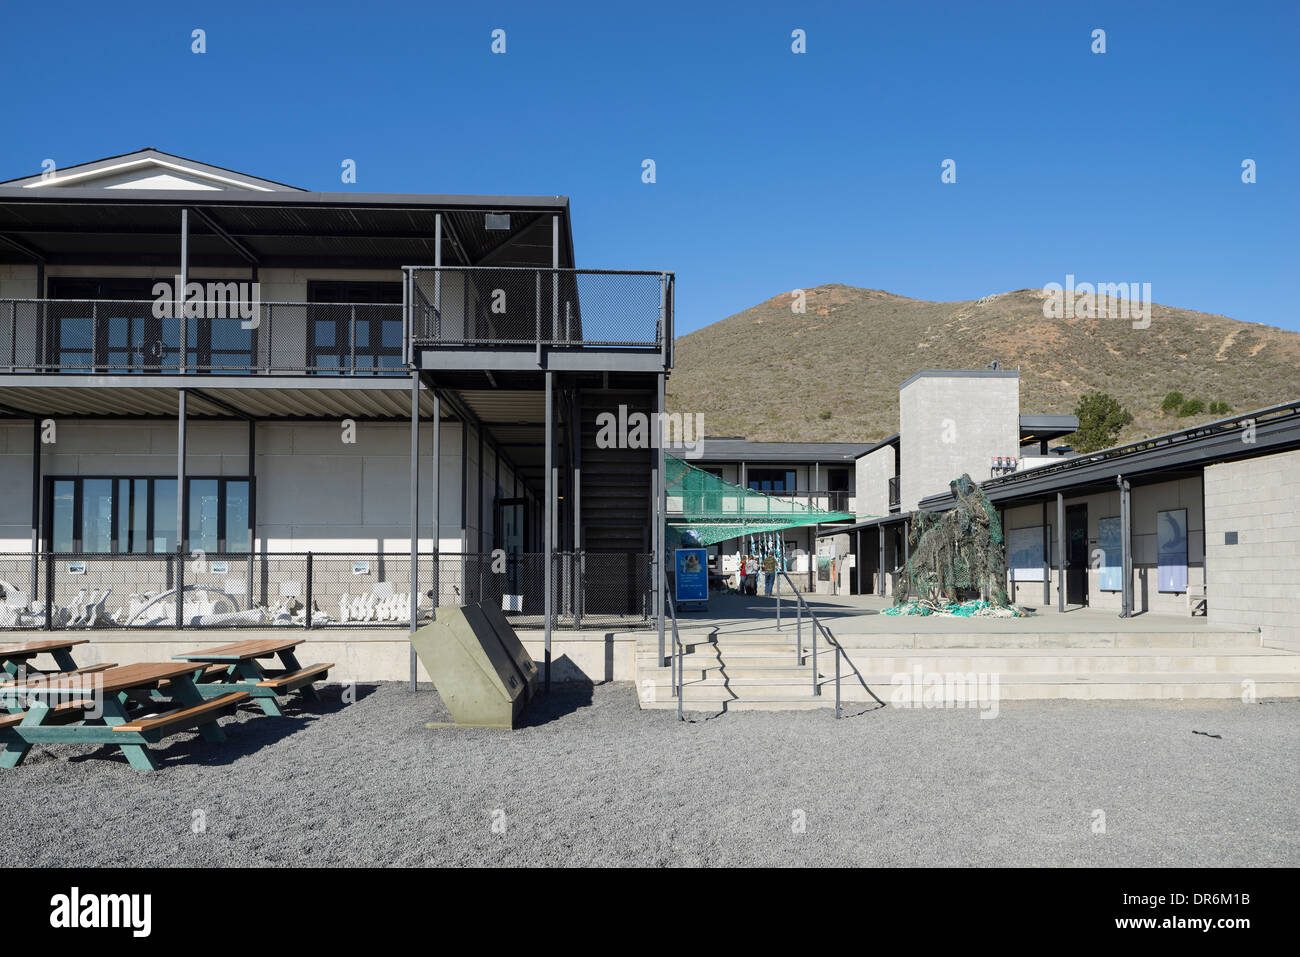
171,639,332,716
0,662,247,771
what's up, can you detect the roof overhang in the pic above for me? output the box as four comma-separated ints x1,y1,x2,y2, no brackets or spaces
0,187,575,271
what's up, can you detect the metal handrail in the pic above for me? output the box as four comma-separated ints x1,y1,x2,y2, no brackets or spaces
663,569,684,722
775,569,878,718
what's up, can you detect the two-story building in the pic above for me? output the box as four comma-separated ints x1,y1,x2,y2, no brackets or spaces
0,149,676,684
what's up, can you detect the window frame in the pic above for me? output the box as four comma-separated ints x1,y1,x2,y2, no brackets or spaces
42,475,252,554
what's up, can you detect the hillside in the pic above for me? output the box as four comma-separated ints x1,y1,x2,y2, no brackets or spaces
666,284,1300,445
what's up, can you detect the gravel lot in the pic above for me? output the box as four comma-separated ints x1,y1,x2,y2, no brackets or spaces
1,682,1295,867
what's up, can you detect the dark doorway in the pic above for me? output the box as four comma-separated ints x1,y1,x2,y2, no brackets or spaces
1065,503,1089,606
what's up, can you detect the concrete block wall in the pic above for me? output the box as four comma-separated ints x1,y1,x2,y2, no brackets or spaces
899,371,1020,511
0,418,526,556
1205,449,1300,651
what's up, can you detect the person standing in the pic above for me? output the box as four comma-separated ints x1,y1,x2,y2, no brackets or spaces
762,552,778,595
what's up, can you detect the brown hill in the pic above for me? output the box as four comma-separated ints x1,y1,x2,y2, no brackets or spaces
666,284,1300,445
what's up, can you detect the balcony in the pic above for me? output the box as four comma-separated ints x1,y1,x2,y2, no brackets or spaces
0,299,405,376
888,475,901,512
405,266,673,373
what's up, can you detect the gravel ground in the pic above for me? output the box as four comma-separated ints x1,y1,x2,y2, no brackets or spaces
1,683,1295,867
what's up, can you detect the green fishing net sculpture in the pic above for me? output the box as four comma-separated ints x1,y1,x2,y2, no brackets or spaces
887,473,1030,617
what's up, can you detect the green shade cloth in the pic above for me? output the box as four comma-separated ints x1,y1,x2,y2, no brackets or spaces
665,455,857,547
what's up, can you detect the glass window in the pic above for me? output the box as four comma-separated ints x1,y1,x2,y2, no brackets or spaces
224,481,251,553
47,476,250,553
120,478,149,553
153,479,177,553
51,481,75,552
747,469,796,493
81,479,114,554
189,479,220,555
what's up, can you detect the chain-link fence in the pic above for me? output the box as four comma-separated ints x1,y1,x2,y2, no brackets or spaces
0,551,654,632
0,300,404,374
407,267,669,348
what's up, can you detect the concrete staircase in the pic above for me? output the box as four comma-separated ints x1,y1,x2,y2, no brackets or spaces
635,627,1300,712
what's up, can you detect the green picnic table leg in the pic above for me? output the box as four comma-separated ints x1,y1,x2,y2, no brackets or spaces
51,649,79,672
0,699,46,768
99,693,159,771
169,674,228,743
234,660,282,716
279,649,319,702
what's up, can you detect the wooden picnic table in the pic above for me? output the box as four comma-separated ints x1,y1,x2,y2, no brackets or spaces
0,638,89,678
0,662,247,771
173,638,332,717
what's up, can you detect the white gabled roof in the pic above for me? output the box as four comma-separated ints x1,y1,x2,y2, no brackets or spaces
0,148,305,192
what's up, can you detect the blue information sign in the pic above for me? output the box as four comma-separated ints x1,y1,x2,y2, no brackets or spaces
674,548,708,604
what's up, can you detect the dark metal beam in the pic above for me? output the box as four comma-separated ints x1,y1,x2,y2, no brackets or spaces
190,206,260,265
0,232,46,262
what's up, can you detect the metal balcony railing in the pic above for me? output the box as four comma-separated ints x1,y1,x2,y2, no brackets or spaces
404,266,672,357
0,299,405,375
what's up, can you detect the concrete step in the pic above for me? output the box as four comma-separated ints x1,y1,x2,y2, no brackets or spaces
639,695,831,712
637,672,1300,708
648,630,1264,650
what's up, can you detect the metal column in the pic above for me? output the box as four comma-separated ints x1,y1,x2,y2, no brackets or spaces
1118,475,1132,618
572,390,582,628
544,372,554,692
409,372,420,689
431,391,441,616
177,390,187,552
179,209,188,373
29,417,40,597
1056,491,1065,612
247,418,256,611
656,373,666,665
878,525,886,596
1041,501,1050,605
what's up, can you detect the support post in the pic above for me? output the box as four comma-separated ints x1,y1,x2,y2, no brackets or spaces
1118,475,1132,618
572,390,582,629
30,417,40,599
176,384,187,561
409,372,419,689
656,373,666,666
1056,491,1065,613
179,209,188,373
247,419,256,610
1042,500,1050,606
878,525,886,596
544,372,554,692
432,391,441,616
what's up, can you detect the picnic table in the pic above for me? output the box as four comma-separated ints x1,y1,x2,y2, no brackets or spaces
0,663,247,771
0,638,93,678
172,638,332,717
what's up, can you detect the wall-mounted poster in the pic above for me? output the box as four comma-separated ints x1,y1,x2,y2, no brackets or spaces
1157,508,1188,593
1097,517,1122,592
674,548,708,604
1007,526,1045,582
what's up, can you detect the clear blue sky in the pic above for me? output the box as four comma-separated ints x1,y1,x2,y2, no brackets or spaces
2,0,1296,334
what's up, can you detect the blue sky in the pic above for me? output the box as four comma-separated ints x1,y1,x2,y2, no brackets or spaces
2,0,1296,334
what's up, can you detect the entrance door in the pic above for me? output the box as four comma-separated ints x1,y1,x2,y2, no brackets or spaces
1065,504,1089,606
496,498,527,606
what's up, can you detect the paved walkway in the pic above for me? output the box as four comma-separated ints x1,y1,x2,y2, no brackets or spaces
662,591,1256,637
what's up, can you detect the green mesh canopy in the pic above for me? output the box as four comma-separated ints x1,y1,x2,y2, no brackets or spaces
665,455,856,547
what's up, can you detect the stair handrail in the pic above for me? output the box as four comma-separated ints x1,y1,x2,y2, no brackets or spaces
663,569,684,722
776,569,879,718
